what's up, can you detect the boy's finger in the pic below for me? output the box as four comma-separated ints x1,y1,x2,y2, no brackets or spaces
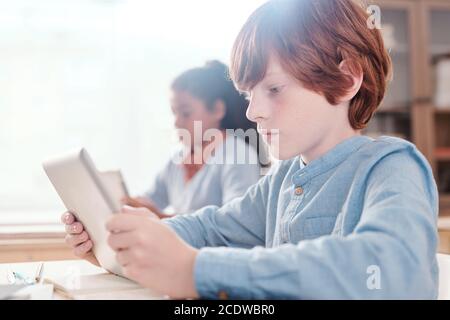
107,231,137,251
116,249,133,266
61,212,75,224
106,213,144,233
65,232,89,247
66,221,84,234
74,240,93,256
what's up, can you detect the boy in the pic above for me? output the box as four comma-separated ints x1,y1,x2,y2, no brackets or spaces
63,0,439,299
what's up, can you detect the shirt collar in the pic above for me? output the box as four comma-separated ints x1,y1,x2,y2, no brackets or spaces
292,135,373,185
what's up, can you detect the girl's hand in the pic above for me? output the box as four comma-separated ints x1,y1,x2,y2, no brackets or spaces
61,211,100,266
121,196,172,219
106,206,199,299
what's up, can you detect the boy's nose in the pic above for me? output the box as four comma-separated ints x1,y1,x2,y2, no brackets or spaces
246,96,267,123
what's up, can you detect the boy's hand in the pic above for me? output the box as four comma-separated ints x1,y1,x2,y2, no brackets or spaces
106,206,199,299
61,206,158,268
61,211,100,266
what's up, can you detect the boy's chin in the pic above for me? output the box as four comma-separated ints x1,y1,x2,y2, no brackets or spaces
268,145,296,161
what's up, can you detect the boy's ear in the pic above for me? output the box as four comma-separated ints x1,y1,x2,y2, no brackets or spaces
338,60,363,103
212,99,226,122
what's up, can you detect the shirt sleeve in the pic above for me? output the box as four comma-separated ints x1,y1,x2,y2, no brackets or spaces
164,172,272,249
191,149,439,299
142,161,171,211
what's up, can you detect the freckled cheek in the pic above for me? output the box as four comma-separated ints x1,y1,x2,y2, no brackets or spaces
272,101,301,131
292,100,320,124
260,96,280,122
275,106,318,148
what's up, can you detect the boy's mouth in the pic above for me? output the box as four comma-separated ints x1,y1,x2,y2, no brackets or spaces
258,129,279,144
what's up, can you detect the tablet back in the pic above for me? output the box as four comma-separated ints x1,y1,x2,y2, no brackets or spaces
43,148,124,277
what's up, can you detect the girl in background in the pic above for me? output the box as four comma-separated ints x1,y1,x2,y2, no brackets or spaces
123,60,267,217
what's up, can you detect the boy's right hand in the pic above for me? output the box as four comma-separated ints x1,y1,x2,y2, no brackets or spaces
61,211,100,267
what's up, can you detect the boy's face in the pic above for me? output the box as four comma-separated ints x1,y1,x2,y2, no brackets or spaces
245,56,352,162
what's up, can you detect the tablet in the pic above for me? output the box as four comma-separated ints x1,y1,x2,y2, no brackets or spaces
43,148,125,277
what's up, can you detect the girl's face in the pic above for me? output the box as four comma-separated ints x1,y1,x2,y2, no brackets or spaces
245,56,356,162
170,90,225,147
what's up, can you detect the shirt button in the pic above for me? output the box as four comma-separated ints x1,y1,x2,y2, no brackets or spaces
218,290,228,300
294,186,304,196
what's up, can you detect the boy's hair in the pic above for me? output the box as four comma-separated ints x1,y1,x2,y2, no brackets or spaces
230,0,392,130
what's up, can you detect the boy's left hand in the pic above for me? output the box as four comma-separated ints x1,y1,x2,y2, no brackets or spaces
106,206,199,299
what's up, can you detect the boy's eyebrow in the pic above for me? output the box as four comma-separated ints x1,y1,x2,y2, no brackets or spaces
262,71,288,80
264,71,283,77
239,71,288,93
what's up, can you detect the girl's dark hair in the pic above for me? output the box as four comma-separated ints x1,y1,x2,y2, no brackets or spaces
171,60,254,131
171,60,270,167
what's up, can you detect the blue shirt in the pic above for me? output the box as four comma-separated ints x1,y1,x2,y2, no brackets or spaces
165,135,439,299
144,135,262,214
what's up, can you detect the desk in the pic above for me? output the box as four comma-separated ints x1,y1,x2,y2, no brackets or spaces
0,259,106,299
1,256,449,299
438,253,450,300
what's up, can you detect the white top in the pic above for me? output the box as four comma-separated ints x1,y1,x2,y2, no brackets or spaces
143,135,262,214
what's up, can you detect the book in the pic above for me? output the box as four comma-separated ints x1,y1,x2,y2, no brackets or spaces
43,273,164,300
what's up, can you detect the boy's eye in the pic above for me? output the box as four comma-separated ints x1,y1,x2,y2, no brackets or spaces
269,86,283,95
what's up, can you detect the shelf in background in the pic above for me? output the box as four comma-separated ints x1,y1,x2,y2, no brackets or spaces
441,193,450,216
435,108,450,115
376,105,410,115
0,224,65,240
435,148,450,161
430,44,450,57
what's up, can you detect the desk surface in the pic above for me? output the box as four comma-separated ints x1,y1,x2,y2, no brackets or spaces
1,255,450,300
438,253,450,300
0,259,107,299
